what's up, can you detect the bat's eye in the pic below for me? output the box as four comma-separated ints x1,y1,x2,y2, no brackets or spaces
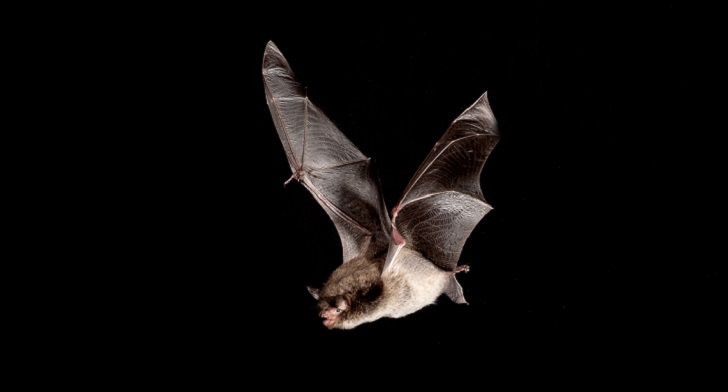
336,308,343,313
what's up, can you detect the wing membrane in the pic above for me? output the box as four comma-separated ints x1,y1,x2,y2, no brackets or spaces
386,92,499,271
263,41,390,262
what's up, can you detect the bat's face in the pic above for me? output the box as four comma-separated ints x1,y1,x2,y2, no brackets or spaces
308,258,386,329
313,284,385,329
317,295,349,328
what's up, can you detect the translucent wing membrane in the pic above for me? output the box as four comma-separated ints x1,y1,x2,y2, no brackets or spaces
386,93,499,271
263,42,391,262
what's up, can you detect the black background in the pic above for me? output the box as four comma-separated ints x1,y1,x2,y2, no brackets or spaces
110,3,721,375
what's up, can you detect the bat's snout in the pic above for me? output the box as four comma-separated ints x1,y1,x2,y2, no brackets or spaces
319,308,341,328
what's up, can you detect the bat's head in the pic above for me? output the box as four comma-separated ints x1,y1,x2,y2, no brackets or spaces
307,257,385,329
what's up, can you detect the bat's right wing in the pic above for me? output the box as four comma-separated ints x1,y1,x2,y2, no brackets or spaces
263,41,391,262
384,92,499,274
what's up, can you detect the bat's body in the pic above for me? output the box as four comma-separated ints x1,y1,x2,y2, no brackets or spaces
263,41,499,329
317,249,463,329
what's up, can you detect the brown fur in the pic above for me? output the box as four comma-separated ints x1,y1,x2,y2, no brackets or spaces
317,257,385,322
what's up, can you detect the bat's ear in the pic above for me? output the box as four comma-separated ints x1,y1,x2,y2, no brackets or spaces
307,286,320,300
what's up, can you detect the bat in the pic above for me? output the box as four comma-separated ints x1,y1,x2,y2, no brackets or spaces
262,41,499,329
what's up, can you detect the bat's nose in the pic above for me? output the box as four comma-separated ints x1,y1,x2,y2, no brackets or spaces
319,308,339,320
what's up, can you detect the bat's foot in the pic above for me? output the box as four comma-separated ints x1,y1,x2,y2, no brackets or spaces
454,265,470,274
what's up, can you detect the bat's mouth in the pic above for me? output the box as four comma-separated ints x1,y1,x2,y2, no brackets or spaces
320,308,340,328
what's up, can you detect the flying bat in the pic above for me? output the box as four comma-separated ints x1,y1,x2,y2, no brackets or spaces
262,41,499,329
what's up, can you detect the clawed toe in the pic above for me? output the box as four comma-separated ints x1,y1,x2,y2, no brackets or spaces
454,265,470,274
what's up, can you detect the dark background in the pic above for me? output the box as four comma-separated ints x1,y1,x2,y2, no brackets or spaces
112,3,720,372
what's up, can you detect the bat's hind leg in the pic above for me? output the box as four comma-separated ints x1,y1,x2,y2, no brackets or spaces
453,265,470,274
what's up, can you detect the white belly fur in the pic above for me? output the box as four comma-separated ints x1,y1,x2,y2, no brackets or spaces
381,247,450,318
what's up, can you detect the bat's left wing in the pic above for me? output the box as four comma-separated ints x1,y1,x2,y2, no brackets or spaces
263,41,391,262
384,92,499,276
